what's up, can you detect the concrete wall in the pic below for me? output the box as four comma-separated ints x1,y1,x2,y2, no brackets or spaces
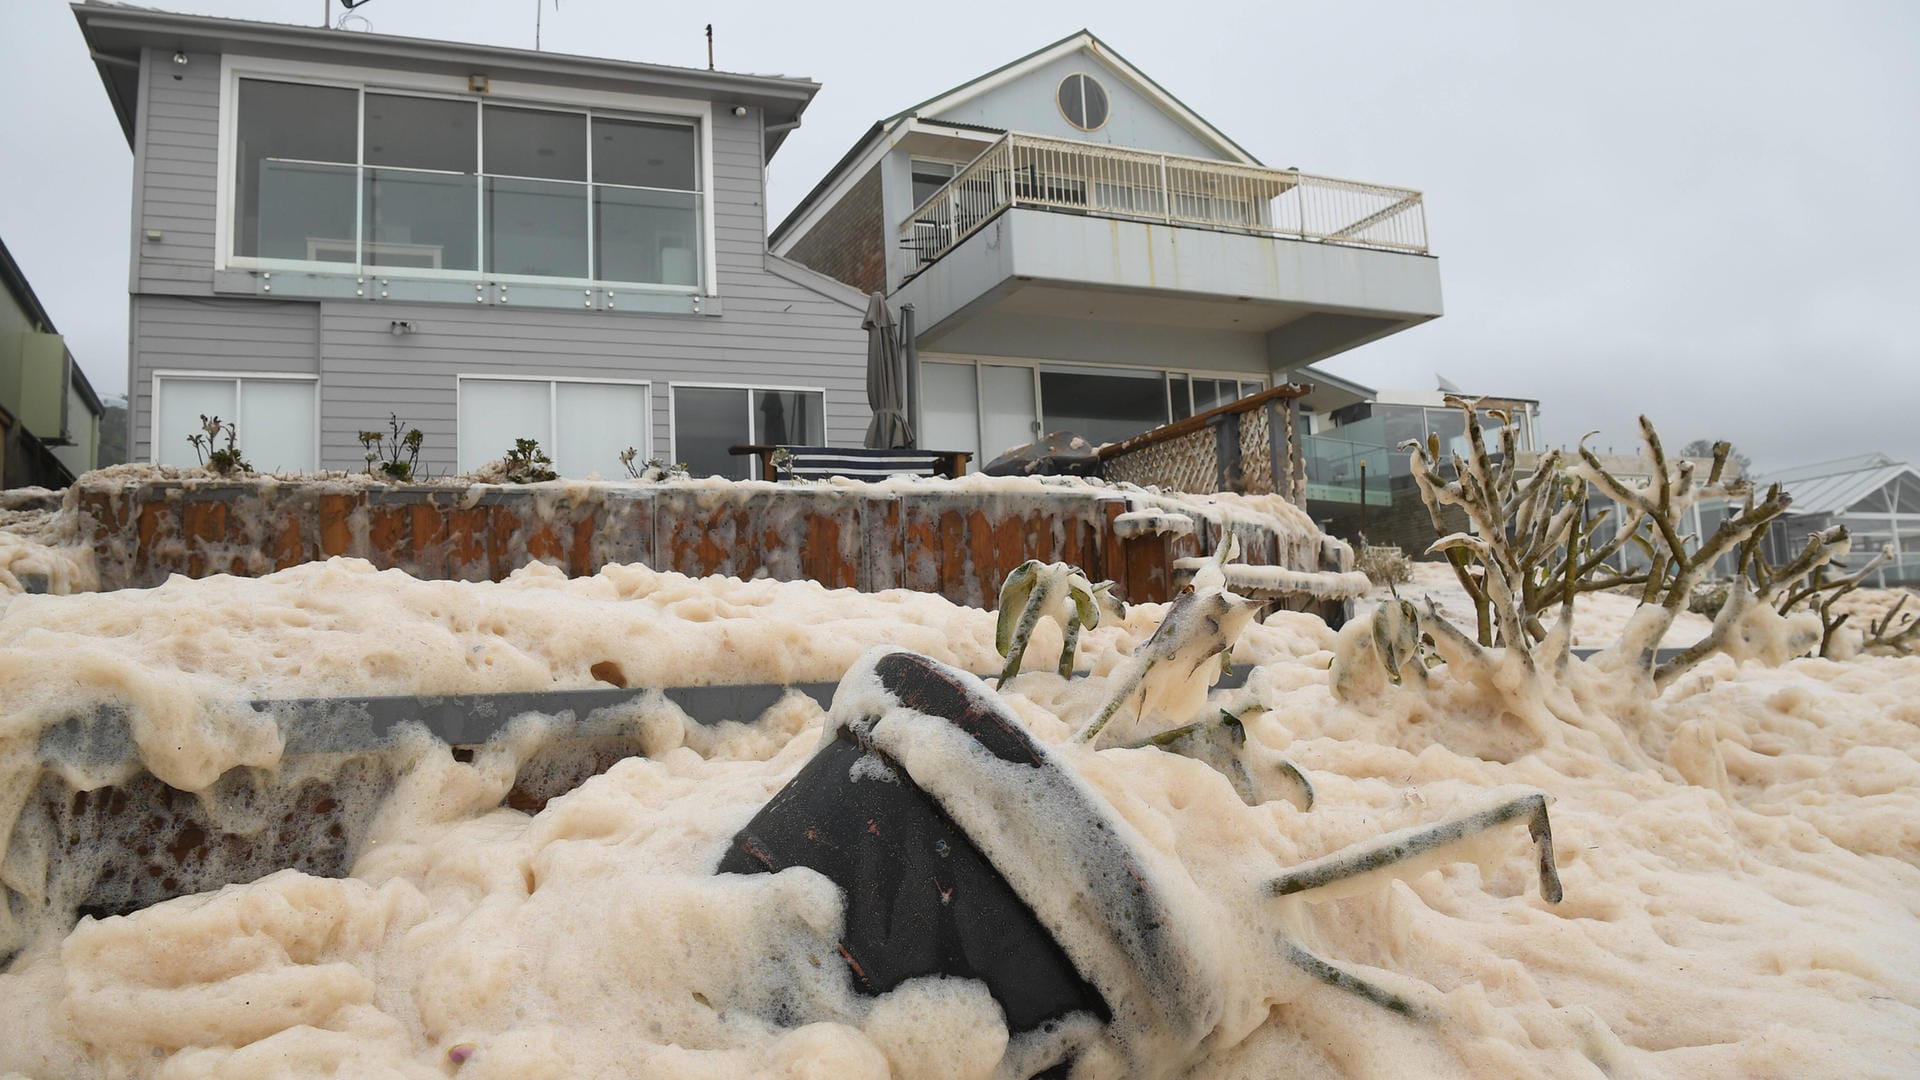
70,476,1330,610
123,46,871,470
893,210,1442,374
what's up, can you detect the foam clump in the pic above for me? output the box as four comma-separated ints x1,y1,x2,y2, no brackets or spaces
0,556,1917,1076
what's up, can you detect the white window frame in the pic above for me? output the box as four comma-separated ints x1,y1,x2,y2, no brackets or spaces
217,54,718,296
454,373,652,476
1056,71,1110,133
149,370,322,469
667,381,829,480
908,157,962,208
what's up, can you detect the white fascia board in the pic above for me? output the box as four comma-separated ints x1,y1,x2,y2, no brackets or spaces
1081,39,1258,166
908,36,1090,118
902,118,1005,145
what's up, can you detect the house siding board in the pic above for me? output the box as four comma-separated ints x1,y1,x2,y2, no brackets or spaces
784,167,886,294
135,48,220,297
929,51,1227,161
317,301,865,474
123,44,871,477
131,296,321,461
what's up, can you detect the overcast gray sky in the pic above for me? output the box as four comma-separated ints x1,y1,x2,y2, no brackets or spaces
3,0,1915,474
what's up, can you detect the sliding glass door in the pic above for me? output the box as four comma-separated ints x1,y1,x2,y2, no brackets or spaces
980,365,1039,463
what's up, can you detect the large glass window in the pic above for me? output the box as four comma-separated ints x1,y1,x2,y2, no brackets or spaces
1039,365,1168,448
672,385,826,479
920,362,980,462
911,160,958,210
921,361,1269,470
362,93,478,271
233,80,358,263
591,118,700,285
232,79,701,288
154,375,316,473
456,377,648,477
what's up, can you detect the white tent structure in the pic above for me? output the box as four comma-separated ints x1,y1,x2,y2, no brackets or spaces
1760,453,1920,587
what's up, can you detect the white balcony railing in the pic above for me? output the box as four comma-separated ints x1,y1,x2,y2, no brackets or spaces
897,132,1429,275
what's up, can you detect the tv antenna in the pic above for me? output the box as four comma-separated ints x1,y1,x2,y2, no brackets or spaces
537,0,560,51
332,0,377,31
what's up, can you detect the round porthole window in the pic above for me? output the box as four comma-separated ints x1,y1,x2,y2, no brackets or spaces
1057,72,1109,131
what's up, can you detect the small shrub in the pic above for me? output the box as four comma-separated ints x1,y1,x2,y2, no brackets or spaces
1356,539,1410,587
618,447,689,482
502,437,557,483
186,415,250,476
1688,581,1731,616
359,413,425,482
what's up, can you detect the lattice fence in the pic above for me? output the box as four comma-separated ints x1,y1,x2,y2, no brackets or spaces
1099,386,1310,506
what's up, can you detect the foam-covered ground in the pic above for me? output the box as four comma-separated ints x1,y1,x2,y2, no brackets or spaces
1,558,1917,1077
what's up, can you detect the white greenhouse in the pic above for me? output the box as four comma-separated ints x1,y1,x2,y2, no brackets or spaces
1758,453,1920,587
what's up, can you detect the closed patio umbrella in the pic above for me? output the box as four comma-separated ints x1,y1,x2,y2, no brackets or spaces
863,291,913,449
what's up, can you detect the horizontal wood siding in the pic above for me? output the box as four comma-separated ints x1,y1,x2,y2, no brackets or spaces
126,50,872,474
135,48,220,296
317,291,868,475
131,297,321,460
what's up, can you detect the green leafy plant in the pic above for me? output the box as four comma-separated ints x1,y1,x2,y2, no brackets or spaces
186,415,250,476
359,413,425,482
503,437,557,483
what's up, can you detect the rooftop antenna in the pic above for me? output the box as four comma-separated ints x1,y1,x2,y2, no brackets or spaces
706,24,714,70
334,0,377,31
537,0,559,51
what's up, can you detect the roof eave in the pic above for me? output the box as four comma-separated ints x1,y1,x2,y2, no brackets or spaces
769,119,891,246
71,2,820,158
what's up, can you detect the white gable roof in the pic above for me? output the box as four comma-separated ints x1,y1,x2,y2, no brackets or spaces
886,30,1261,166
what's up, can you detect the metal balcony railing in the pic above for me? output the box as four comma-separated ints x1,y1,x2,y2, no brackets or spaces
897,132,1429,275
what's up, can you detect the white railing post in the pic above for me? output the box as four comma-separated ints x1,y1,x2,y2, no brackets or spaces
1005,135,1019,208
1160,154,1172,223
897,132,1427,272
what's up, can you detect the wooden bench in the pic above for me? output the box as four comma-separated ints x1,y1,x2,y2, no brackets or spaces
730,445,972,481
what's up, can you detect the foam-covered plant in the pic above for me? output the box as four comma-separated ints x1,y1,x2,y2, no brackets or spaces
359,413,424,482
502,438,557,483
186,415,250,476
994,559,1122,682
1076,538,1257,745
1339,399,1855,701
1354,536,1410,587
1863,592,1920,655
619,448,689,482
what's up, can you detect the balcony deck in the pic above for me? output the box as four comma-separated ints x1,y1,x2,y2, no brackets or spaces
892,133,1442,370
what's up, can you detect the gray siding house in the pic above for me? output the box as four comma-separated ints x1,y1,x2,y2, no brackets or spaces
772,31,1445,467
75,2,871,480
